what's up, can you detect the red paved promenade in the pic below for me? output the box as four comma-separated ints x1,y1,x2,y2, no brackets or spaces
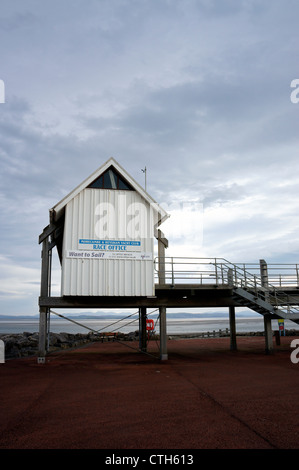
0,336,298,450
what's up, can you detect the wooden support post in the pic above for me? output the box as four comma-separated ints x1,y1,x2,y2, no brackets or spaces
260,259,273,353
158,229,167,284
229,306,237,351
38,237,50,361
260,259,269,302
140,307,147,353
160,307,168,360
157,229,168,360
264,314,273,354
259,259,269,287
38,307,48,361
227,268,234,287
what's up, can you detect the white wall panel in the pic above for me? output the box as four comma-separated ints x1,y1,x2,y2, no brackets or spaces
61,188,154,296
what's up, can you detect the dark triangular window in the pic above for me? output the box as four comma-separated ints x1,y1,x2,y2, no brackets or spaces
88,166,133,190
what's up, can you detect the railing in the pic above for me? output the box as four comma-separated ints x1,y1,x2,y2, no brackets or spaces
232,263,299,287
213,259,299,317
154,257,220,285
154,257,299,288
154,257,299,317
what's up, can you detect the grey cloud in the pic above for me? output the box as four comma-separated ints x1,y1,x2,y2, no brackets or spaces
0,11,36,31
1,0,299,315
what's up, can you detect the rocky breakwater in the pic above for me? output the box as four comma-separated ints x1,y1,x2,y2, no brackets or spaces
0,332,104,359
0,330,146,359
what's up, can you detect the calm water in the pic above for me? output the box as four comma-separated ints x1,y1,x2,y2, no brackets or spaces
0,317,294,335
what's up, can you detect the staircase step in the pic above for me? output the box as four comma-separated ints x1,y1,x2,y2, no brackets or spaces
233,287,276,316
222,260,299,327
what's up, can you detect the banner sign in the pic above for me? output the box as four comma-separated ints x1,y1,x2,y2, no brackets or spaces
66,250,152,260
78,239,141,252
278,319,284,331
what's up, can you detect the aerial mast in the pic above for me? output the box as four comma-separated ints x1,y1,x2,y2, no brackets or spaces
141,166,147,192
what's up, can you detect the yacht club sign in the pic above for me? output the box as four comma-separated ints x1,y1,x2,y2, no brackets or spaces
65,238,152,260
78,238,141,251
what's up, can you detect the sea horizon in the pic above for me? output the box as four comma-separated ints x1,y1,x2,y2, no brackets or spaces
0,310,259,320
0,312,297,336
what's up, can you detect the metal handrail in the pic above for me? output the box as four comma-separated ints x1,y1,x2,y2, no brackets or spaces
154,257,221,284
210,259,299,319
215,259,299,317
154,257,299,317
231,263,299,286
154,257,299,287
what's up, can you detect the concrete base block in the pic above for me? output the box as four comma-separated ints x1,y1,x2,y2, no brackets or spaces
160,354,168,361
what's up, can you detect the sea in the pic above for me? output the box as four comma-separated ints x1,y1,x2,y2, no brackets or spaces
0,315,296,336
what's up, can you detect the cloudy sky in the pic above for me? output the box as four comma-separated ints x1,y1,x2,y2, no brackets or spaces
0,0,299,315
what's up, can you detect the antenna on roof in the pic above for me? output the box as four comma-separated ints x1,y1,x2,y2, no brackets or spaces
141,166,147,192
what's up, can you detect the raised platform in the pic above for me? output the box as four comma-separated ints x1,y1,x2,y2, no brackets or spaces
39,283,299,309
39,284,235,309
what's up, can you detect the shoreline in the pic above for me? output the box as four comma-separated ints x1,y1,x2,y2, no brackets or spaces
1,328,299,359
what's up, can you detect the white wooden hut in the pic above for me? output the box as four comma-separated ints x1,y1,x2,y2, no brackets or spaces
50,158,169,297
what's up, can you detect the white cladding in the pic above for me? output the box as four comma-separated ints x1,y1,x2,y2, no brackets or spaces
61,188,155,296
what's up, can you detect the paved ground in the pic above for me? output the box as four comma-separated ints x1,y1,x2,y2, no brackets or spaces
0,336,299,450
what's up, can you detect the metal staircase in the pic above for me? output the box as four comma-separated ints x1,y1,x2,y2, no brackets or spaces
154,257,299,325
214,259,299,325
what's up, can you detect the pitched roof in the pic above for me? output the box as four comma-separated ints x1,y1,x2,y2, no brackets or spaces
51,157,169,226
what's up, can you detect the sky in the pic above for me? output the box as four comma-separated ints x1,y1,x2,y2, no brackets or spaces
0,0,299,316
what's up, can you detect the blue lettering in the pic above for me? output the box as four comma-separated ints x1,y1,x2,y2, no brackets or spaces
80,238,141,246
